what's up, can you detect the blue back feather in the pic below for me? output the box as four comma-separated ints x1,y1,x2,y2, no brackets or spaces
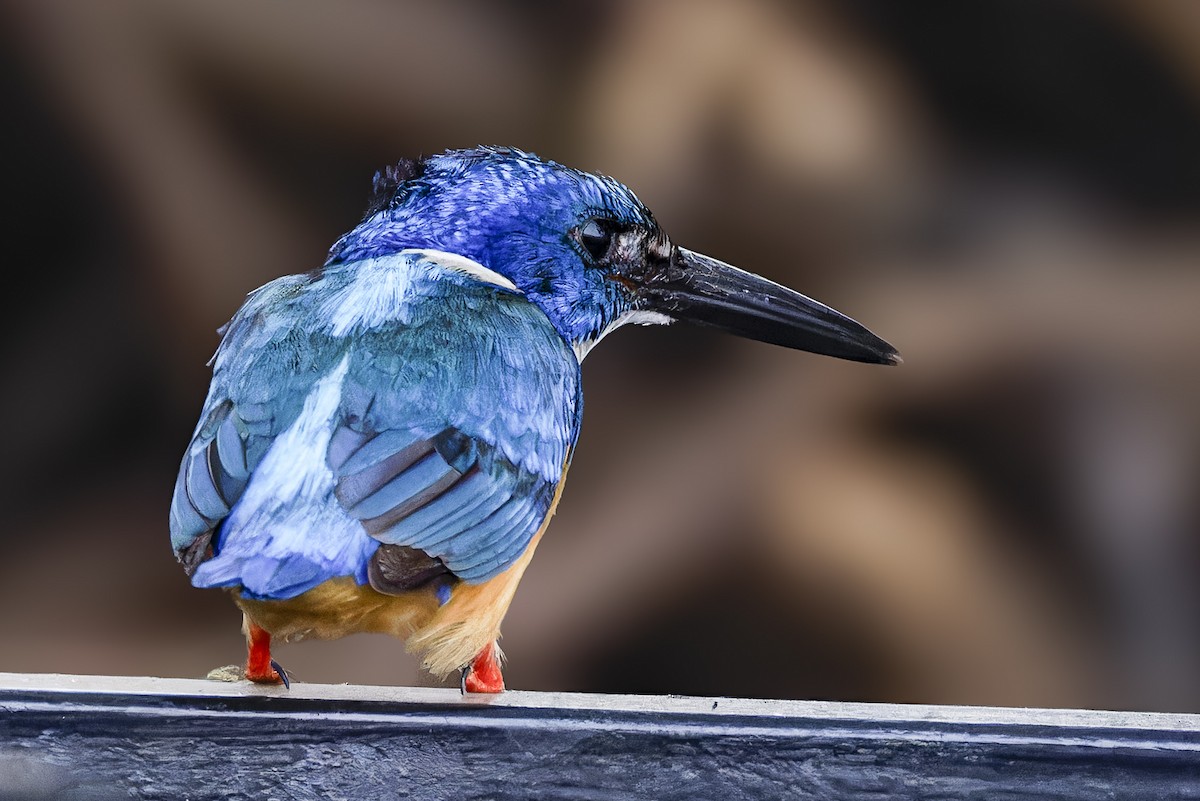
171,247,580,599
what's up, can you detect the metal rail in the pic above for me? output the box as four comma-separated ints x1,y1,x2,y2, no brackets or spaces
2,672,1198,799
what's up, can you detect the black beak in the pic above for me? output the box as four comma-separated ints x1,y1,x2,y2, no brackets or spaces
641,248,900,365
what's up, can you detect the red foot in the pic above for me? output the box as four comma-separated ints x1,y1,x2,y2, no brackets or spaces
464,641,505,694
244,620,287,685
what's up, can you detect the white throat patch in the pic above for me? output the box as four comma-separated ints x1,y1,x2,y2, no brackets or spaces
573,310,674,362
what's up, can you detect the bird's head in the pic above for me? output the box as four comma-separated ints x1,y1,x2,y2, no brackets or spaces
329,146,899,365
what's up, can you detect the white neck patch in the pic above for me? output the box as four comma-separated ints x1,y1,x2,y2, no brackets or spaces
573,310,673,362
405,248,518,292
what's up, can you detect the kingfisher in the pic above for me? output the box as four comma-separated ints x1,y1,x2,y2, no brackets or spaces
170,147,898,693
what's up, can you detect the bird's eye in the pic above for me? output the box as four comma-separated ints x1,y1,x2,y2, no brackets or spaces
578,219,614,262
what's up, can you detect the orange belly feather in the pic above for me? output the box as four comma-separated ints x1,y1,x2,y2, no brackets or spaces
234,466,568,679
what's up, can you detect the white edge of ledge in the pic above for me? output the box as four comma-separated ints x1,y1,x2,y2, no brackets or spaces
2,671,1199,733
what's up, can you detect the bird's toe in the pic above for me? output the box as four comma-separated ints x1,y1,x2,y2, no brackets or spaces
244,659,290,687
462,642,505,694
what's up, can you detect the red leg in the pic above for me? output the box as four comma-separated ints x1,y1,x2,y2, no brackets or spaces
244,620,286,685
463,641,505,694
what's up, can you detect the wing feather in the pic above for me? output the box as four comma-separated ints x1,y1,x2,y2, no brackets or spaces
393,469,515,549
349,455,458,522
169,249,580,597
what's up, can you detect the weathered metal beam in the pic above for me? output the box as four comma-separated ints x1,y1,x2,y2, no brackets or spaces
2,672,1199,800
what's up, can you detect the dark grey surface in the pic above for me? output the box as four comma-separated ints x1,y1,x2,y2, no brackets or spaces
1,674,1199,800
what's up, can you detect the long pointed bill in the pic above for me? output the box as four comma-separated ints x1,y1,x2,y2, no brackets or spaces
645,248,900,365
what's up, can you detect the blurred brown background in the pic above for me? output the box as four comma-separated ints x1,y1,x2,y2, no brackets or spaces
1,0,1198,712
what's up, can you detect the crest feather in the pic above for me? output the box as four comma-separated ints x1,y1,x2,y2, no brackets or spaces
363,157,426,219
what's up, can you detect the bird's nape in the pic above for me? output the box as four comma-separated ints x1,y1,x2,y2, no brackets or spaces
638,248,900,365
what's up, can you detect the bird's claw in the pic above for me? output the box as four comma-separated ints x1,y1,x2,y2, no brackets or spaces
270,659,291,689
